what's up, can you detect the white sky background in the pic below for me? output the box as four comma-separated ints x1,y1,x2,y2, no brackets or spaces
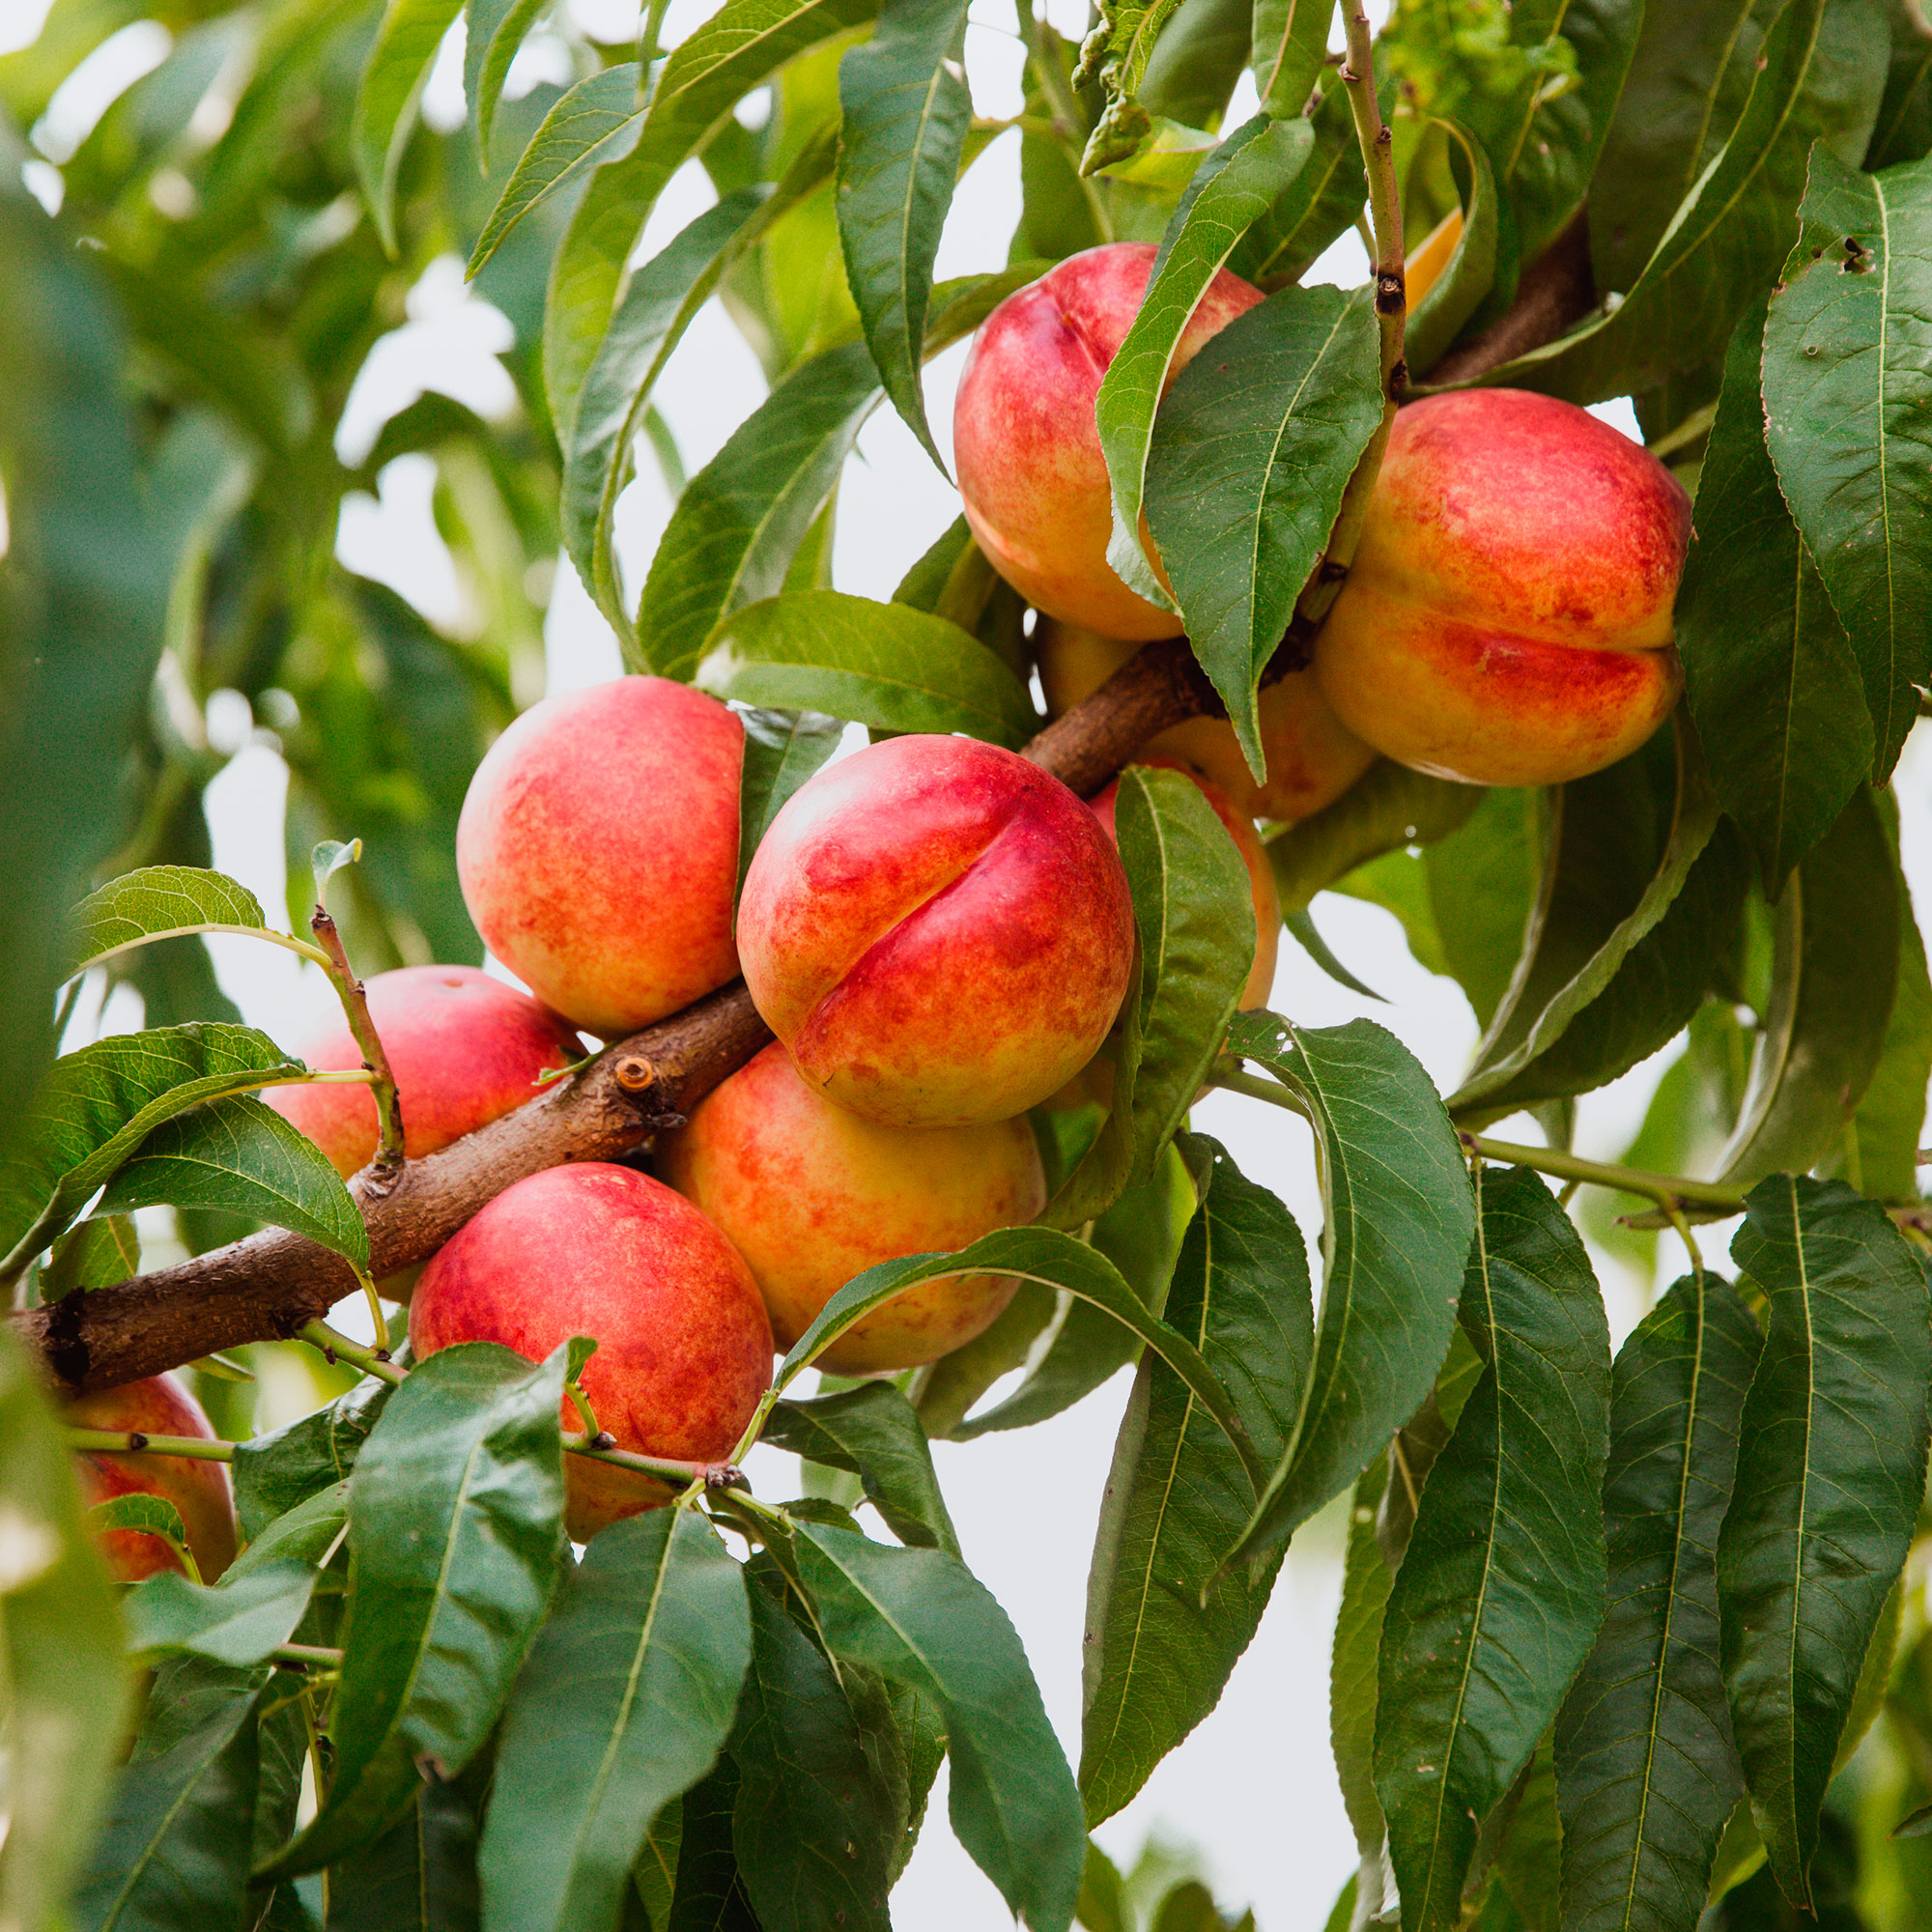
31,0,1932,1921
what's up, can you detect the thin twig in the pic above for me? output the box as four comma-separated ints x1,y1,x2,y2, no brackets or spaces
1463,1135,1747,1216
309,906,406,1189
66,1427,237,1463
298,1319,404,1387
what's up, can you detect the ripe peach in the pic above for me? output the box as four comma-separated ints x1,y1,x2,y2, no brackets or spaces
456,676,743,1038
267,966,579,1178
1311,390,1691,787
410,1164,773,1540
736,734,1135,1128
661,1044,1045,1374
1090,760,1280,1009
954,242,1262,639
1036,618,1375,824
68,1375,237,1583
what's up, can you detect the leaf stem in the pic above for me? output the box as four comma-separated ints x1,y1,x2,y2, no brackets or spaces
1462,1135,1747,1215
298,1319,404,1386
274,1642,345,1668
308,906,406,1187
66,1427,237,1463
1206,1063,1315,1122
565,1379,600,1439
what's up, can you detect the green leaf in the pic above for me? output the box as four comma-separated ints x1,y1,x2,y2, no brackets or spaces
1555,1271,1761,1932
326,1779,481,1932
1231,72,1390,288
1835,856,1932,1201
1146,284,1383,777
66,865,272,980
0,1327,132,1929
228,1484,353,1587
1218,1013,1476,1571
913,1281,1062,1439
479,1510,752,1932
0,1023,313,1276
794,1522,1086,1932
837,0,972,467
695,589,1039,745
1374,1166,1612,1932
763,1382,959,1555
1869,0,1932,169
1763,144,1932,779
259,1342,569,1879
74,1659,267,1932
667,1759,761,1927
1095,112,1314,610
1049,768,1255,1227
232,1378,391,1543
1719,786,1901,1188
353,0,467,253
39,1213,141,1299
1404,122,1500,377
469,64,645,279
1678,298,1872,887
1266,760,1485,915
96,1094,371,1274
310,837,361,908
466,0,548,159
89,1492,190,1558
1079,1138,1312,1824
127,1561,320,1667
735,706,846,897
1330,1457,1393,1920
1718,1176,1932,1907
1284,906,1385,1002
776,1227,1269,1498
1251,0,1326,120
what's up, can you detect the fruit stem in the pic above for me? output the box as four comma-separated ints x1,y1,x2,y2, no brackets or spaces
565,1379,600,1439
298,1319,405,1386
309,904,407,1190
66,1428,237,1462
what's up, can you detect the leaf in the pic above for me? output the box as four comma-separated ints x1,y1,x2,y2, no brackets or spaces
1717,1176,1932,1906
89,1492,191,1560
736,707,846,896
96,1094,371,1275
466,0,548,159
1049,768,1255,1227
763,1382,959,1555
837,0,972,466
1284,906,1385,1002
794,1522,1086,1932
259,1342,570,1879
353,0,467,252
39,1213,141,1299
667,1760,762,1929
1094,112,1314,610
1404,122,1500,377
695,589,1039,746
310,837,361,907
776,1227,1269,1498
1678,298,1872,887
228,1483,353,1582
65,865,271,980
1719,786,1901,1188
74,1659,267,1932
1836,856,1932,1201
326,1779,481,1932
1869,0,1932,169
479,1510,752,1932
1146,284,1383,777
232,1378,392,1543
1079,1138,1311,1825
1331,1457,1393,1918
1555,1271,1761,1932
1374,1166,1612,1932
1763,144,1932,779
1218,1013,1476,1571
0,1023,312,1276
0,1327,132,1930
127,1561,320,1667
1266,760,1485,915
1251,0,1327,120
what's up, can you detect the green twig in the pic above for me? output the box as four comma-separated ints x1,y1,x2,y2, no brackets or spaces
298,1319,404,1386
1462,1135,1747,1215
564,1432,747,1493
67,1428,236,1463
308,906,406,1187
273,1642,344,1669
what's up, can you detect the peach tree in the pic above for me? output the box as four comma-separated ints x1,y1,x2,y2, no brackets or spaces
3,0,1932,1928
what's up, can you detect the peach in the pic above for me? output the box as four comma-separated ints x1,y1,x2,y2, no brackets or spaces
1090,760,1279,1009
661,1044,1045,1374
1037,618,1375,824
456,676,744,1038
953,242,1263,639
410,1164,772,1540
267,965,580,1178
68,1375,237,1583
736,734,1135,1128
1311,390,1691,787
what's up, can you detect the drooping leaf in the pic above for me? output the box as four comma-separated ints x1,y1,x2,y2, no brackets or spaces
1080,1138,1311,1824
913,1280,1062,1439
1330,1456,1393,1921
764,1382,959,1554
353,0,467,253
1678,298,1872,887
466,0,548,160
1218,1013,1476,1570
88,1492,191,1563
65,865,271,980
232,1378,392,1543
837,0,972,466
735,706,846,896
1556,1271,1761,1932
228,1484,353,1588
1251,0,1326,120
794,1522,1086,1932
479,1510,752,1932
1146,284,1384,776
695,589,1039,746
1718,1176,1932,1907
259,1342,570,1878
1762,144,1932,779
127,1561,320,1668
96,1094,370,1275
1374,1167,1611,1932
1265,760,1485,915
1403,122,1500,377
1094,112,1314,609
326,1779,481,1932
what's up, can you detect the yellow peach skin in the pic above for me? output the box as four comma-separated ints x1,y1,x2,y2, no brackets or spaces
1312,389,1691,787
662,1044,1045,1374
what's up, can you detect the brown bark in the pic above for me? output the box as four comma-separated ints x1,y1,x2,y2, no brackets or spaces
1426,210,1596,389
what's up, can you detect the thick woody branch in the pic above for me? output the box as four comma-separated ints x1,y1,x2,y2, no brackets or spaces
1426,209,1595,388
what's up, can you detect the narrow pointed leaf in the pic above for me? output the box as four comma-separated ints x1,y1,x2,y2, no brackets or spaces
763,1382,959,1555
1718,1176,1932,1906
128,1560,320,1667
1079,1139,1311,1824
1145,284,1382,776
479,1510,752,1932
1837,862,1932,1201
735,706,846,895
466,0,547,159
1374,1167,1611,1932
1556,1272,1761,1932
1231,75,1385,288
1265,759,1485,916
794,1522,1086,1932
353,0,466,252
66,865,270,979
1404,122,1500,378
1331,1457,1393,1920
1251,0,1326,120
327,1780,481,1932
232,1378,391,1542
1220,1013,1475,1569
